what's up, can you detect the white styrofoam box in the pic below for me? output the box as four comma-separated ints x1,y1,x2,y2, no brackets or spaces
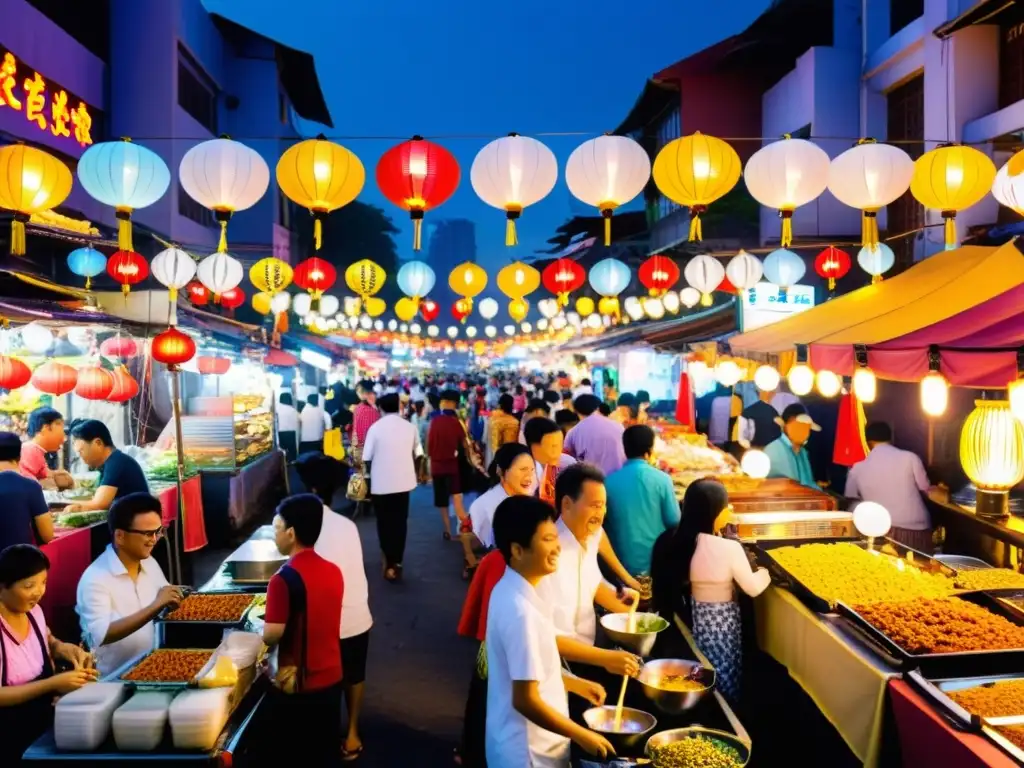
54,683,127,751
112,691,174,752
169,688,231,750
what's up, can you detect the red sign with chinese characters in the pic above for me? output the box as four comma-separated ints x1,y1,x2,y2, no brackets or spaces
0,47,93,147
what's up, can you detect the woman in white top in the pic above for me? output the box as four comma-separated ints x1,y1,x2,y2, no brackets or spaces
650,479,769,701
467,443,537,552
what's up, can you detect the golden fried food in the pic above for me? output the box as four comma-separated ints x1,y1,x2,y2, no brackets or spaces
954,568,1024,591
164,593,256,622
855,598,1024,654
651,674,706,693
652,735,744,768
770,543,956,607
122,650,213,682
998,725,1024,750
948,680,1024,718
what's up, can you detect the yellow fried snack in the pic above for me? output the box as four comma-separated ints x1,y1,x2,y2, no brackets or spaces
948,679,1024,719
855,598,1024,654
954,568,1024,591
770,542,956,608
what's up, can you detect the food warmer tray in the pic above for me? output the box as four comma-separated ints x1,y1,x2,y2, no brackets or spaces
154,591,262,627
934,554,995,571
835,592,1024,678
752,536,956,614
107,648,216,690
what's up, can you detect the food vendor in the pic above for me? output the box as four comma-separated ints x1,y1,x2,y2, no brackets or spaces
76,494,182,676
762,404,820,489
20,407,73,490
63,420,149,513
0,545,98,763
844,421,934,553
524,418,575,505
0,433,53,552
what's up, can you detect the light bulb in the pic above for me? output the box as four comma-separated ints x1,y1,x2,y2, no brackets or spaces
816,370,841,398
853,501,892,538
787,364,815,396
754,365,780,392
714,360,742,387
741,449,771,479
853,367,877,403
921,371,948,417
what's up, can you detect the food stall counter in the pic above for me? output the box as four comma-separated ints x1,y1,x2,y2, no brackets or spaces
927,489,1024,570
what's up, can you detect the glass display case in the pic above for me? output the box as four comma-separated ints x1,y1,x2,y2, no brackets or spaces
179,395,275,471
233,396,273,466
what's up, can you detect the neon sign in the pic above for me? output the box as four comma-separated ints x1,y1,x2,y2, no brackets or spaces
0,48,93,147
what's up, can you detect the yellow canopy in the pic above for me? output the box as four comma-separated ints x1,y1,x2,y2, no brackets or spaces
729,241,1024,354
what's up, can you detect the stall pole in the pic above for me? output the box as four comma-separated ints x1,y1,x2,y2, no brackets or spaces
168,366,187,585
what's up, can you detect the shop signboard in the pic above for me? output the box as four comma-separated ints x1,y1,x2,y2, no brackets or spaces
739,281,815,332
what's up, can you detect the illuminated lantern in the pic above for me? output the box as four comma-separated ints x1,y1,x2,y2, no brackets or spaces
725,250,763,292
652,132,741,241
744,136,830,247
294,256,337,300
179,138,269,253
714,360,742,386
0,356,31,390
219,287,245,311
249,257,292,296
99,336,138,359
857,243,895,283
508,298,529,322
252,292,272,315
31,361,78,395
679,287,701,309
150,247,196,302
67,247,107,290
644,297,666,319
542,258,586,307
293,294,313,317
20,324,52,355
478,297,499,320
497,261,540,300
741,449,771,479
754,364,780,392
74,366,114,400
662,291,681,314
992,153,1024,216
911,144,995,249
639,254,680,297
575,296,595,317
0,144,73,255
471,134,558,246
814,246,852,291
271,292,291,315
376,136,460,249
565,135,650,245
187,281,209,306
589,258,630,298
420,299,440,322
318,295,340,317
787,364,815,396
151,326,196,367
106,250,149,296
197,251,243,299
816,370,842,398
449,262,488,315
960,400,1024,517
396,261,436,300
452,300,471,322
108,365,139,402
762,248,805,296
395,297,419,322
447,325,459,339
683,254,725,307
921,371,948,417
597,296,619,316
77,139,170,250
197,356,232,375
345,259,385,314
827,141,913,249
624,296,645,321
853,367,877,403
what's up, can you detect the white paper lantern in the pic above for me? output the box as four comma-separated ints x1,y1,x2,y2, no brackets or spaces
852,501,892,538
787,363,815,396
743,137,830,246
149,247,196,301
471,134,558,246
387,319,398,331
21,323,53,354
396,260,436,298
409,323,421,334
552,316,567,330
478,297,499,320
684,254,725,306
816,370,842,398
662,291,680,314
373,320,384,331
270,292,292,315
466,326,478,338
920,371,948,416
828,142,913,247
724,249,763,292
360,315,373,330
741,449,771,479
197,251,243,297
565,135,650,245
566,312,582,327
585,314,602,329
504,324,516,335
293,293,313,317
679,287,702,309
485,325,497,337
857,243,895,283
762,248,805,294
853,367,877,403
992,160,1024,216
715,360,742,386
538,298,560,319
754,365,780,392
318,295,340,317
447,326,458,338
644,297,665,319
623,296,645,320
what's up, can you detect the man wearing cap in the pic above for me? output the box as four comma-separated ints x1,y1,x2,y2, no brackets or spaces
763,404,820,489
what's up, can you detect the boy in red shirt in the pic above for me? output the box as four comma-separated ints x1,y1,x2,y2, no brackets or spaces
427,389,469,541
263,494,344,764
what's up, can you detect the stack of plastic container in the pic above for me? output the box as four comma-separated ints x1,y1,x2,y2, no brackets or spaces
112,691,175,751
169,688,232,750
54,683,127,751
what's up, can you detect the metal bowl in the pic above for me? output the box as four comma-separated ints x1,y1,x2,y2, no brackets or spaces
582,705,657,752
636,658,715,714
599,612,668,657
645,726,751,766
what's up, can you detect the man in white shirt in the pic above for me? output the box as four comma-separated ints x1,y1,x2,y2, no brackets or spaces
76,493,183,676
362,393,422,582
276,392,299,461
571,378,594,400
486,495,614,767
299,393,327,454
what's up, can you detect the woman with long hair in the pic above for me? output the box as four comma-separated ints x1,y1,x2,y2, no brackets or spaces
650,479,769,702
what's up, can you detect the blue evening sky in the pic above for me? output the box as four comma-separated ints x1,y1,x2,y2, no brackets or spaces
207,0,771,267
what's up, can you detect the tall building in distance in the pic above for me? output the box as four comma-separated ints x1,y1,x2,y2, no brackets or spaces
424,218,478,308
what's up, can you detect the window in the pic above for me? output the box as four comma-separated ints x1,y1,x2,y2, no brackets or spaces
652,108,682,221
1000,12,1024,108
890,0,924,37
886,76,924,270
177,45,217,134
178,183,215,228
27,0,110,61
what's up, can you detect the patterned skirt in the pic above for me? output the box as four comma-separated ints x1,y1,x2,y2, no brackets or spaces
692,599,742,702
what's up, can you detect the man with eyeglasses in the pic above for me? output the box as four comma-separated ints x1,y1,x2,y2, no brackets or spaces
76,494,183,676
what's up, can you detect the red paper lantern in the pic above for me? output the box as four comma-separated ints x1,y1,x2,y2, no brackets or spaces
74,366,114,400
31,361,78,395
99,336,138,359
452,300,470,322
219,287,245,310
638,254,680,297
814,246,852,291
541,258,586,306
197,356,231,375
108,365,139,403
716,275,739,294
186,281,210,306
293,256,337,297
420,298,439,322
376,137,460,250
151,327,196,367
106,250,149,296
0,355,31,390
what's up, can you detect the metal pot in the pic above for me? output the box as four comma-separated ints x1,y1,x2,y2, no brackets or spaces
636,658,715,714
645,726,751,766
599,612,668,657
582,705,657,752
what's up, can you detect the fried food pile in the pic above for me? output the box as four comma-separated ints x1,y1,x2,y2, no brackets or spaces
164,593,256,622
652,735,744,768
855,598,1024,654
122,650,213,682
770,542,956,607
954,568,1024,591
948,679,1024,718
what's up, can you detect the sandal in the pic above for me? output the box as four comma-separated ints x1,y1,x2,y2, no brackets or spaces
384,567,399,582
341,745,364,762
443,531,452,542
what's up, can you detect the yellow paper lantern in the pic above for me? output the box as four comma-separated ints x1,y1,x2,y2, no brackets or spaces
363,297,386,317
911,145,996,249
853,367,877,404
508,298,529,322
251,291,272,315
395,296,419,322
496,261,540,300
0,144,73,255
448,262,488,314
249,257,293,295
960,400,1024,517
598,296,619,316
575,296,595,317
344,259,385,301
276,135,365,251
653,132,741,241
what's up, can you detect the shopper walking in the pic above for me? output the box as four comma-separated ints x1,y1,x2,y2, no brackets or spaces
299,393,327,455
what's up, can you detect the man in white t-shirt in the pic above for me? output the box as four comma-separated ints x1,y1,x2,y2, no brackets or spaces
486,496,614,767
299,393,327,454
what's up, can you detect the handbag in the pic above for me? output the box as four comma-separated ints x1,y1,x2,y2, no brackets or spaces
324,427,345,461
346,470,368,502
273,565,306,695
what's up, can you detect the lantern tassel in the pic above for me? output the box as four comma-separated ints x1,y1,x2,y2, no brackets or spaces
115,209,133,251
872,274,883,285
168,287,178,303
780,209,794,248
85,276,92,291
505,207,522,247
217,220,228,253
700,292,713,308
862,210,879,249
688,205,706,242
10,214,28,256
942,210,957,250
828,277,836,291
557,292,569,307
411,210,424,251
600,207,614,246
121,284,130,301
314,216,323,251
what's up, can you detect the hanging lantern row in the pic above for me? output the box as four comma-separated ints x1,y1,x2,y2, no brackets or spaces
0,351,140,403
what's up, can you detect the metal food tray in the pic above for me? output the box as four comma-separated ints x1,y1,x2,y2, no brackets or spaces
108,647,217,690
982,723,1024,765
934,554,995,571
835,593,1024,678
752,536,956,614
154,591,263,627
